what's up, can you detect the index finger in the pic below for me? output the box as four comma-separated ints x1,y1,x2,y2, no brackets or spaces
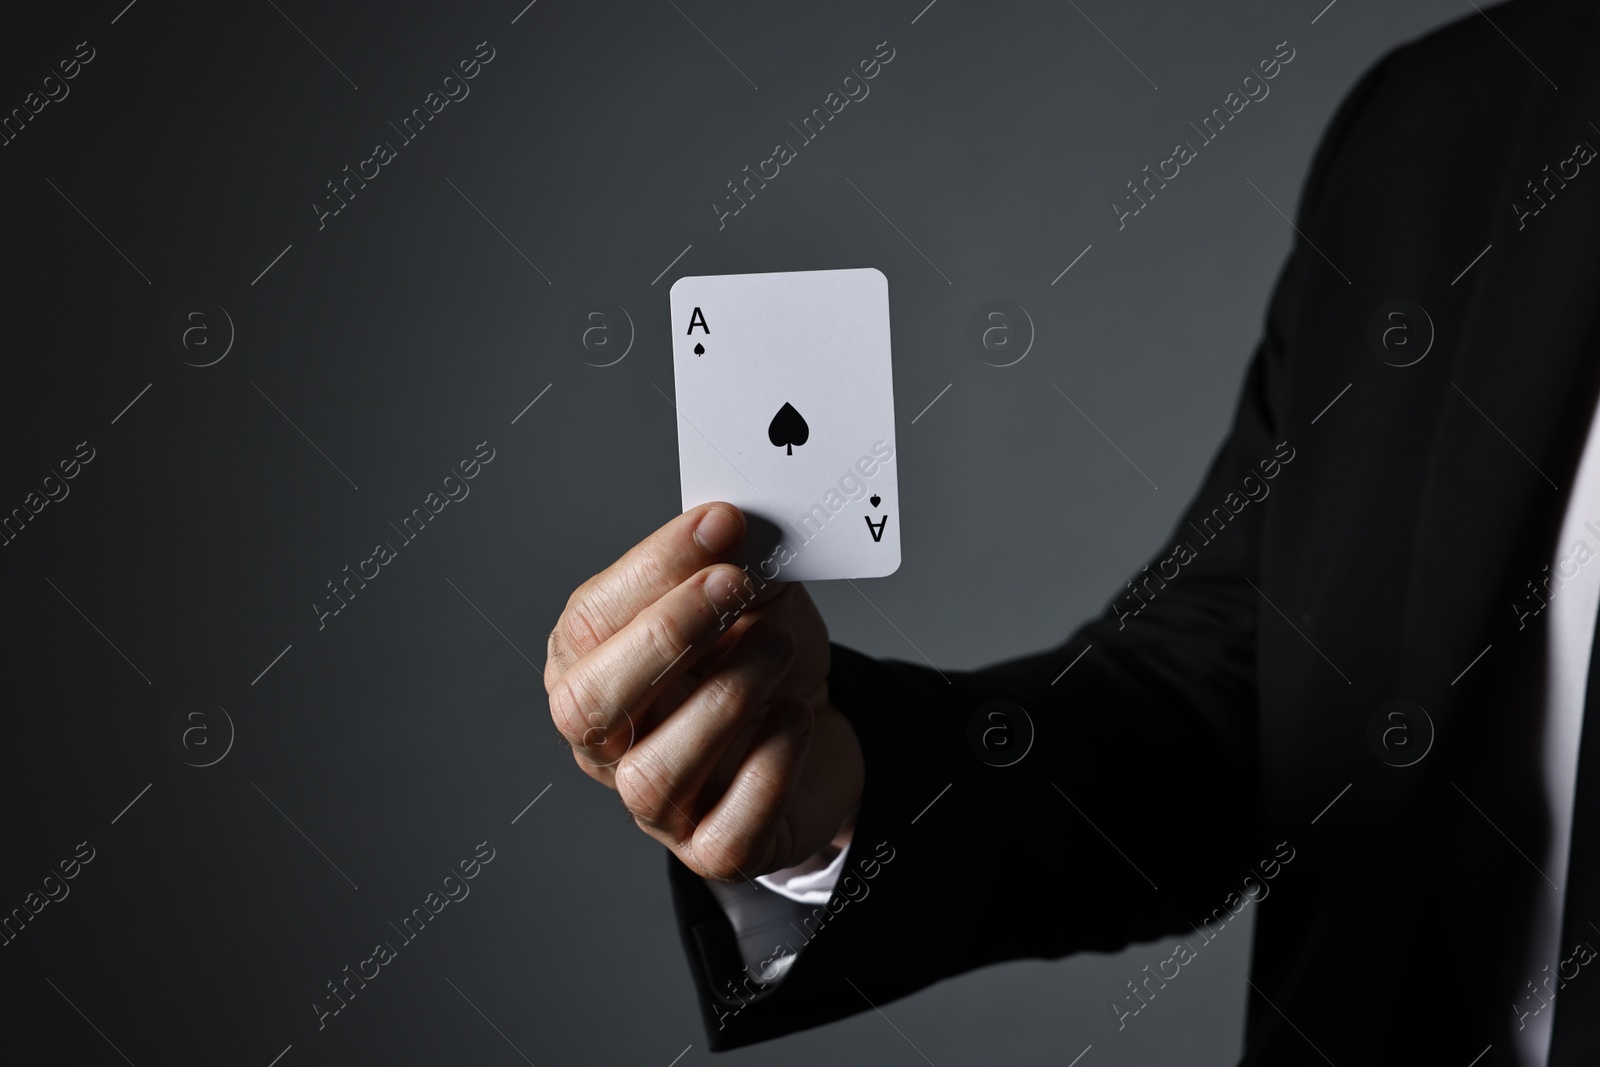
549,502,778,675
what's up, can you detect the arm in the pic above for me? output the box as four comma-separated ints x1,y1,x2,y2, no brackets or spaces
668,49,1395,1047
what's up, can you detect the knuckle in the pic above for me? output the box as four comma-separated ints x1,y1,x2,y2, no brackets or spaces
560,592,607,660
626,544,671,604
616,751,679,829
698,669,756,723
546,675,598,744
641,608,693,671
589,546,666,635
728,757,790,818
695,818,776,881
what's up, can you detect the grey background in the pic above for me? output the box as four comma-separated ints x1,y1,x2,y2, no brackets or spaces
0,0,1468,1063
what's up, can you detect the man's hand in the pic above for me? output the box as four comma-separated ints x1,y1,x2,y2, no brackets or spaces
544,502,864,881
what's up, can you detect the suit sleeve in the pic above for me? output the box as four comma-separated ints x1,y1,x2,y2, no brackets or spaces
667,51,1395,1052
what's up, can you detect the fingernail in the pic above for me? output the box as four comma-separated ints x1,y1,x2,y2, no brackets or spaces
743,621,793,665
694,507,741,554
705,567,751,614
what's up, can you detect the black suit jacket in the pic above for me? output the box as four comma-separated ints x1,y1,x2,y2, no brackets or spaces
669,3,1600,1062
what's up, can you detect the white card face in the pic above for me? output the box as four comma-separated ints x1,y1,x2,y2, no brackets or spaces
669,267,901,581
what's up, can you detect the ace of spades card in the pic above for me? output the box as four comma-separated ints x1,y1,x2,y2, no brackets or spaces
669,267,901,581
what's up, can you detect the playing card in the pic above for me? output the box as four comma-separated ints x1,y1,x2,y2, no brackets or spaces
669,267,901,581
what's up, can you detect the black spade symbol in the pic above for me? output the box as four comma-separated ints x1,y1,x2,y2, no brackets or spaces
870,494,881,508
768,402,809,455
693,343,704,355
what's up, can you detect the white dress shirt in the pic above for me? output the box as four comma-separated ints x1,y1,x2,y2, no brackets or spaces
1513,401,1600,1066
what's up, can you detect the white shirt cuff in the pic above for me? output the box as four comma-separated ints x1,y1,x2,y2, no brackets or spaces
703,841,854,985
755,839,851,904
